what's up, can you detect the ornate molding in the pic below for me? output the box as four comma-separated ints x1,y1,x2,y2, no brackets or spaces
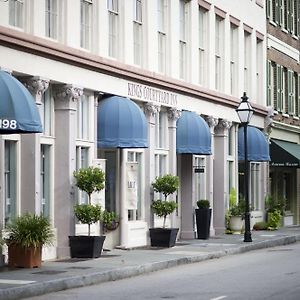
55,85,83,102
264,106,274,136
204,116,218,129
144,102,160,117
167,107,181,121
22,77,49,104
215,119,232,134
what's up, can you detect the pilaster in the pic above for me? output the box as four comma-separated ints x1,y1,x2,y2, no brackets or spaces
54,84,82,258
213,118,232,234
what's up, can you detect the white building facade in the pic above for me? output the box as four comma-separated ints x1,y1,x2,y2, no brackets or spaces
0,0,270,260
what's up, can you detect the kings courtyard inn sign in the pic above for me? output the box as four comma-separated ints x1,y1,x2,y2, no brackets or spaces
128,82,178,107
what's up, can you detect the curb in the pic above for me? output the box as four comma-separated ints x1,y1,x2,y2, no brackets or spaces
1,234,300,300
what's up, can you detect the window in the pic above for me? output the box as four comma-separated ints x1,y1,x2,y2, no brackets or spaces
108,0,119,58
4,140,17,225
40,144,51,217
179,0,188,80
157,0,167,73
298,74,300,116
133,0,143,66
155,110,167,149
287,69,295,115
75,146,89,204
9,0,24,28
40,86,54,136
127,151,143,221
198,7,208,86
80,0,93,49
194,156,206,202
77,94,89,140
267,60,275,107
244,31,251,95
230,24,238,96
256,38,263,103
215,16,224,91
276,64,284,112
45,0,58,39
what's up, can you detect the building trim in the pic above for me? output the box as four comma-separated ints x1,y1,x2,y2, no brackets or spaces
229,15,240,27
198,0,211,10
0,26,269,117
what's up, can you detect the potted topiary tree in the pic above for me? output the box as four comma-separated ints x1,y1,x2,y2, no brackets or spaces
69,166,106,258
5,213,54,268
149,174,179,247
195,199,211,239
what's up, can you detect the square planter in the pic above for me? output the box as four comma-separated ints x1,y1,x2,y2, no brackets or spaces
8,244,42,268
69,236,106,258
149,228,179,247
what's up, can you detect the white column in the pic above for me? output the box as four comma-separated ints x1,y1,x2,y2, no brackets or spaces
213,119,232,234
21,77,49,214
205,116,218,236
54,85,82,258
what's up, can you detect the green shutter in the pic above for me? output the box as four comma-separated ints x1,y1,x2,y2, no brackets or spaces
279,0,284,26
298,74,300,116
266,0,271,19
275,0,280,24
287,69,292,114
267,60,272,106
276,64,282,111
289,0,294,34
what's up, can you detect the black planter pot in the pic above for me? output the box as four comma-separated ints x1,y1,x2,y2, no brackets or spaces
149,228,179,247
195,208,212,239
69,236,106,258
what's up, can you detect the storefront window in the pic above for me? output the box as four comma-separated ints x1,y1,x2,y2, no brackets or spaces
4,140,17,225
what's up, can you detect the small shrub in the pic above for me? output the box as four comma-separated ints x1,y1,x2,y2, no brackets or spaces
197,199,210,209
253,221,268,231
151,200,178,228
267,209,282,230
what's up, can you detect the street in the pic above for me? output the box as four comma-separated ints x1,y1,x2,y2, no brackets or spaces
30,242,300,300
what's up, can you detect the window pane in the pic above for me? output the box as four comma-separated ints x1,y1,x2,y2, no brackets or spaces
81,0,92,49
9,0,24,28
45,0,58,39
41,144,51,217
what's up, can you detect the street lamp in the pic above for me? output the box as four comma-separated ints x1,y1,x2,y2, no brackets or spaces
236,92,254,242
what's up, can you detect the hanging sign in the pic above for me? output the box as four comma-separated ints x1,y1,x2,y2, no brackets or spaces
126,162,138,209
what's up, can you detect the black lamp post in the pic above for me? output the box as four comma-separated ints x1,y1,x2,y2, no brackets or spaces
236,92,254,242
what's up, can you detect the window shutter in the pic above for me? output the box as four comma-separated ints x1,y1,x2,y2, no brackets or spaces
289,0,294,34
279,0,284,26
298,74,300,116
266,0,271,19
275,0,280,24
287,69,292,114
276,64,282,111
267,60,272,106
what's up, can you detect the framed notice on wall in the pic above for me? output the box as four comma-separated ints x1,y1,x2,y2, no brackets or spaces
126,162,138,210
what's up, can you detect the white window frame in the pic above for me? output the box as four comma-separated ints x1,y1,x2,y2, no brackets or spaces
230,23,238,96
198,7,208,86
157,0,167,74
179,0,188,80
40,85,54,137
76,93,90,140
80,0,93,50
108,0,119,58
133,0,143,66
244,31,251,94
9,0,24,29
215,15,224,91
45,0,58,39
155,110,168,150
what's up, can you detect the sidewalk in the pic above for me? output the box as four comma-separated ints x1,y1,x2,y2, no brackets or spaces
1,226,300,300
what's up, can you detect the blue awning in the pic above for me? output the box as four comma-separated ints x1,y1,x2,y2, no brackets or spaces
97,96,148,148
238,126,270,162
176,110,211,155
0,70,42,134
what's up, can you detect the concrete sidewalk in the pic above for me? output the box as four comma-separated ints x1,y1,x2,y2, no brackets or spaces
1,226,300,300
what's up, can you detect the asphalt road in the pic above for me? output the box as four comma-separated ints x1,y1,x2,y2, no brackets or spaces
29,242,300,300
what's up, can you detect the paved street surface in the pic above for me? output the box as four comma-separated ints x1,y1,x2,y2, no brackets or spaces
0,226,299,300
30,242,300,300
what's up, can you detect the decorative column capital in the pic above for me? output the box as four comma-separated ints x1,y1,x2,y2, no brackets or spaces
144,102,160,117
264,106,274,136
22,77,49,105
55,85,83,102
167,107,181,121
204,116,219,131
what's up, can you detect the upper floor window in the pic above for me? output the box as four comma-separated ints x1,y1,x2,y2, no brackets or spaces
256,38,263,104
244,31,251,95
215,15,224,91
157,0,167,74
133,0,143,66
45,0,58,39
9,0,24,28
108,0,119,58
230,23,239,96
198,7,208,86
179,0,188,80
80,0,93,50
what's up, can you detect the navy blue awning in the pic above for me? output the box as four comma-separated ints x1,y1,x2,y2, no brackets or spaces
97,96,148,148
176,110,211,155
238,126,270,162
0,70,42,134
